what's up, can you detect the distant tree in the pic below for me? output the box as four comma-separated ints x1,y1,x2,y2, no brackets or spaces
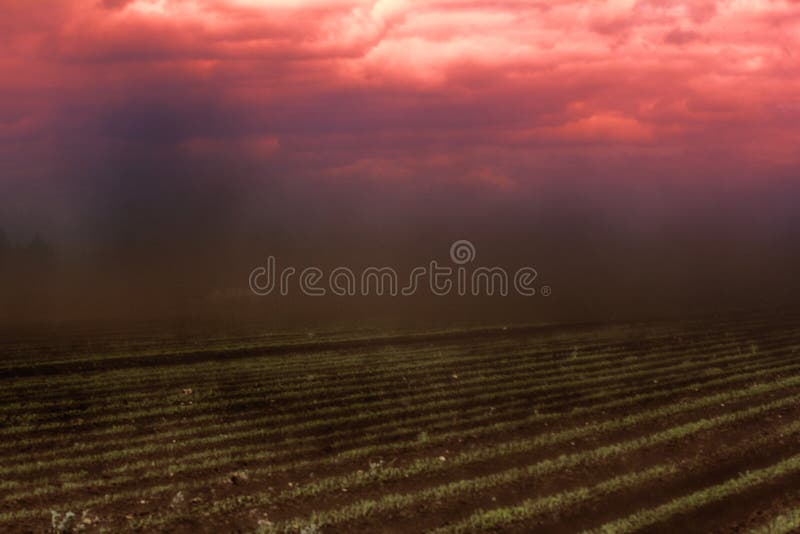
26,233,54,269
0,228,7,262
0,229,9,292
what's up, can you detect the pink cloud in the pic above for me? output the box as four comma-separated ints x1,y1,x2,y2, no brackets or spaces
0,0,799,193
550,113,654,143
663,27,702,45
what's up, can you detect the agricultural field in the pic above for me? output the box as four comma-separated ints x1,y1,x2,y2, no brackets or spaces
2,313,800,533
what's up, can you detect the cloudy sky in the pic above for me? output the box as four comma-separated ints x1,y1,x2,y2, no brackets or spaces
2,0,800,320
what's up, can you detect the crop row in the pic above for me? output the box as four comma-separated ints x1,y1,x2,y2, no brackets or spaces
3,341,799,494
214,376,800,512
588,451,800,533
0,322,707,404
749,506,800,534
7,354,797,509
0,332,700,419
237,392,800,532
7,326,797,449
3,336,795,480
0,336,569,406
3,327,779,435
3,313,783,402
434,418,800,533
3,350,796,528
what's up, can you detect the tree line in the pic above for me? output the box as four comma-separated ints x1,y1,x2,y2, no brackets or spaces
0,228,55,272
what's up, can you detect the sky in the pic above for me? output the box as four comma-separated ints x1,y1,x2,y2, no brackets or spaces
1,0,800,322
